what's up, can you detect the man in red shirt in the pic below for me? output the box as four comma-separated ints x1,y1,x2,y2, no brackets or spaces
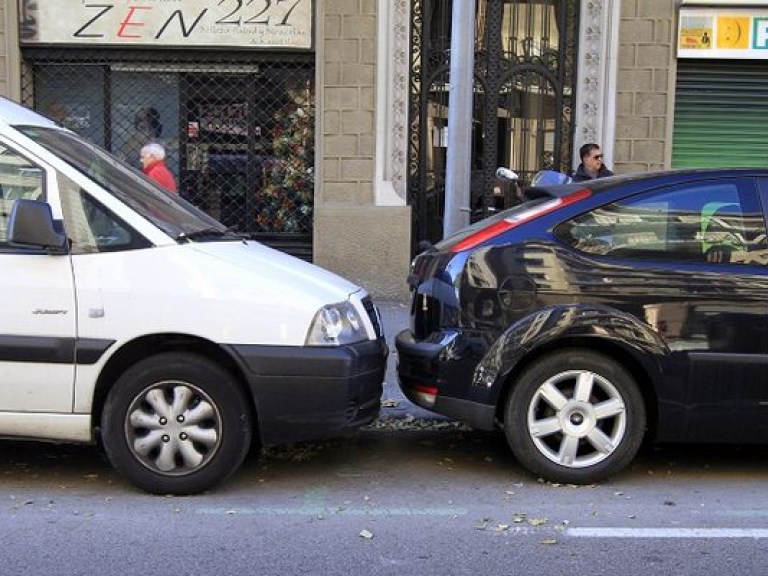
140,142,177,193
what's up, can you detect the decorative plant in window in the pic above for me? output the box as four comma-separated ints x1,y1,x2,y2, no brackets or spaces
255,81,314,234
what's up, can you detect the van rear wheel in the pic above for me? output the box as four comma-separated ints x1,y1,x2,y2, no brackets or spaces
101,352,252,494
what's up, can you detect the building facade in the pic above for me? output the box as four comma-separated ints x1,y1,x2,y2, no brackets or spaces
1,1,766,300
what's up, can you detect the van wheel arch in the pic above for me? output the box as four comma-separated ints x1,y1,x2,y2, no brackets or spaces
92,336,259,441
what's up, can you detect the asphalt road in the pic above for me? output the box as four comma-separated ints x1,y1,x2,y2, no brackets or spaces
1,429,768,575
1,301,767,575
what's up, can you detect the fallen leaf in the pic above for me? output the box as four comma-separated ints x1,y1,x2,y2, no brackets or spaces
474,517,491,530
527,517,548,527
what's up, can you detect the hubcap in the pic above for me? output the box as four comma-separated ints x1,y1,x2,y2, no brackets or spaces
527,370,627,469
126,382,221,476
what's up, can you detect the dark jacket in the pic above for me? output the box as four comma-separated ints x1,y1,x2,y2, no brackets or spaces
571,163,614,182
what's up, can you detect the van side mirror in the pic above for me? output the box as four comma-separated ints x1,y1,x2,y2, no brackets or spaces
8,199,67,253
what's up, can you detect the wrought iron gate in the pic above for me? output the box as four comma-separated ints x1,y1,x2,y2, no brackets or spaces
408,0,580,247
20,48,315,260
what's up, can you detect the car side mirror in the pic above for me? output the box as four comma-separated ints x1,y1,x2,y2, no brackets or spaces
8,198,67,253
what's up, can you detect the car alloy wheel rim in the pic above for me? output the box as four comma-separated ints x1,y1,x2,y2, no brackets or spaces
527,370,627,469
125,381,222,476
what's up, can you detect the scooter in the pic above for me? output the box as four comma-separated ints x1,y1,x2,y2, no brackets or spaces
495,166,573,186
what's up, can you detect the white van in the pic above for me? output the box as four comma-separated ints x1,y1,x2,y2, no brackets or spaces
0,97,387,494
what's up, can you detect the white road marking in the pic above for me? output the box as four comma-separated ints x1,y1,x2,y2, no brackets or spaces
195,506,468,516
568,528,768,539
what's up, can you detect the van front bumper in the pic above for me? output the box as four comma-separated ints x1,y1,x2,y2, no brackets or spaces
224,339,388,445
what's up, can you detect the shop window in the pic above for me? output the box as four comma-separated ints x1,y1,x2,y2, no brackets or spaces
23,54,315,259
111,72,181,180
32,65,106,146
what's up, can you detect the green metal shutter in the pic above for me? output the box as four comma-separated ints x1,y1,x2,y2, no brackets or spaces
673,60,768,168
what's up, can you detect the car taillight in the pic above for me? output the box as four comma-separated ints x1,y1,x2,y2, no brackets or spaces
412,384,437,407
450,188,591,253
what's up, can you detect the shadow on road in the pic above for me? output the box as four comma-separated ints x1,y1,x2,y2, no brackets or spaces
1,424,768,495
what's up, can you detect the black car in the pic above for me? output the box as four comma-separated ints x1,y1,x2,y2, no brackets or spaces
396,168,768,484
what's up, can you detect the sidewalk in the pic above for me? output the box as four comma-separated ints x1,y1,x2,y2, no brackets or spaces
366,299,465,431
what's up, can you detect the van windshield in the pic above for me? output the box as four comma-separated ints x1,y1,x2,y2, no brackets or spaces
16,125,227,240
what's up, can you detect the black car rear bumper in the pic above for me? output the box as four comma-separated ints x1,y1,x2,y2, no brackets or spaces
395,329,496,430
225,338,388,445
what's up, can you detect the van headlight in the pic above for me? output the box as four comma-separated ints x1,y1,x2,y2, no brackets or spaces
306,301,367,346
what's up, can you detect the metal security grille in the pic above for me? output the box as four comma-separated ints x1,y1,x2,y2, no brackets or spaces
408,0,579,248
20,48,315,260
673,59,768,169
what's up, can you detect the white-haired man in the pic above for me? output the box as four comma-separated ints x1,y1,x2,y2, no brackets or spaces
140,142,177,193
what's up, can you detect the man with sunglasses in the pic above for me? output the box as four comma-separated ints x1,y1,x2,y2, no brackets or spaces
572,143,614,182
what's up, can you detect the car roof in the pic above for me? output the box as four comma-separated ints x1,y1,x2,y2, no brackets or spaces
527,167,768,200
0,96,60,129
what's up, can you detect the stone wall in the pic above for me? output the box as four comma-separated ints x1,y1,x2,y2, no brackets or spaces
315,0,412,300
614,0,678,173
0,0,18,99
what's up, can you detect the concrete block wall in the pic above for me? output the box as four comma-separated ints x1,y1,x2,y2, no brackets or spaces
0,0,18,99
315,0,412,301
614,0,678,173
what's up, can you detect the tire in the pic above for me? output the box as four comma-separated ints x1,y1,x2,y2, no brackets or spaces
101,352,252,495
504,349,645,484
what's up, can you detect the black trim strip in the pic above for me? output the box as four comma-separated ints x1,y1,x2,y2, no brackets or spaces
689,352,768,366
0,335,115,365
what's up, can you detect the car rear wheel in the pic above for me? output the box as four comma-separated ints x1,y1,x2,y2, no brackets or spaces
102,352,252,494
504,349,645,484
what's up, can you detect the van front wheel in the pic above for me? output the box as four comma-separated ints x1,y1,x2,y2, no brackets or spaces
102,353,252,495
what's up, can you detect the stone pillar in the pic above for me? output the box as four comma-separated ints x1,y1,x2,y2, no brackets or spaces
315,0,412,300
614,0,677,172
574,0,621,171
0,0,21,99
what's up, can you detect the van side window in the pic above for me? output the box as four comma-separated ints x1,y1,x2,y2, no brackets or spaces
57,172,150,254
0,143,45,249
555,180,768,266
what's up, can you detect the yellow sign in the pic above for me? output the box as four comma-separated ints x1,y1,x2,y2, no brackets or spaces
679,27,713,50
717,16,750,49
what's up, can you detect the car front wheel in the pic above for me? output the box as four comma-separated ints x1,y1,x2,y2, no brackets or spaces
101,352,252,494
504,349,645,484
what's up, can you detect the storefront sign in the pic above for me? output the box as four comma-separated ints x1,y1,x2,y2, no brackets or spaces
18,0,313,50
679,7,768,59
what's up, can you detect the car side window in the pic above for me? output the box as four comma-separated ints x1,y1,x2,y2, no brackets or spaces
555,180,768,266
0,143,45,250
57,171,150,254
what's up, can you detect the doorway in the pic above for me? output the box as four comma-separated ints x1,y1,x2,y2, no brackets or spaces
408,0,580,248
